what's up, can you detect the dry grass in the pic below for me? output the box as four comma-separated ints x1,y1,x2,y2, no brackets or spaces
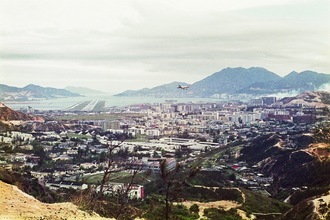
0,181,112,220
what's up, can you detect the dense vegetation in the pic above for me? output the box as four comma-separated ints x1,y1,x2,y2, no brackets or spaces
204,208,241,220
240,189,291,215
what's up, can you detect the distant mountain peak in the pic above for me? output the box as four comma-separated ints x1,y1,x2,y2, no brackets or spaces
115,67,330,98
115,81,190,97
24,83,40,87
191,67,281,96
64,86,107,95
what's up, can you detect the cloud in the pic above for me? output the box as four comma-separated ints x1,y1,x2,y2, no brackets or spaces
317,83,330,92
0,0,329,93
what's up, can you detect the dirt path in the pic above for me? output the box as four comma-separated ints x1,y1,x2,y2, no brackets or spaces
179,185,251,219
226,187,246,203
0,181,112,220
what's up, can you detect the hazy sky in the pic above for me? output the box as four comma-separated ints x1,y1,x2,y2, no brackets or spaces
1,0,329,94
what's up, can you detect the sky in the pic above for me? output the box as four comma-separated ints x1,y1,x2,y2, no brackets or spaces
0,0,329,94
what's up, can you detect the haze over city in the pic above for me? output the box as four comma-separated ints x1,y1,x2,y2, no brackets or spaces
1,0,329,94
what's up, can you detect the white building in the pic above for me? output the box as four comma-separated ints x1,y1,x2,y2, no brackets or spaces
145,129,160,137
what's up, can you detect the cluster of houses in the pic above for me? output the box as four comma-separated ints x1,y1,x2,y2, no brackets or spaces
0,99,328,199
230,161,274,196
57,100,322,141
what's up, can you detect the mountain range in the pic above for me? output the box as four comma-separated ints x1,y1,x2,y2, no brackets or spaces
1,67,329,100
115,67,330,98
0,84,81,101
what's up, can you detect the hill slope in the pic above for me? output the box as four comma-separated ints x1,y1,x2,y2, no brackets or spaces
0,181,111,220
0,103,34,121
278,91,330,108
0,102,44,131
282,190,330,220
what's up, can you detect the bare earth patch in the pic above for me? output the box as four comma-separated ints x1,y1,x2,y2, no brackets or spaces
304,143,330,161
179,200,241,219
181,185,251,219
179,200,252,219
0,181,113,220
312,190,330,219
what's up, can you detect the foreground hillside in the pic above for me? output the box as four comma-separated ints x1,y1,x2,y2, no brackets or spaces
0,180,112,220
282,190,330,220
238,126,330,219
239,132,330,188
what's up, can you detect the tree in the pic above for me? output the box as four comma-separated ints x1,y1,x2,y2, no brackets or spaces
175,148,183,158
177,130,191,139
117,147,130,159
228,135,236,142
112,166,143,219
99,151,107,163
91,136,144,219
98,138,124,195
159,161,200,220
228,173,236,181
31,140,46,165
153,151,161,158
91,135,101,145
189,204,199,214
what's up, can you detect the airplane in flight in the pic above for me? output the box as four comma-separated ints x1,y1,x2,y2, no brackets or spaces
177,85,190,90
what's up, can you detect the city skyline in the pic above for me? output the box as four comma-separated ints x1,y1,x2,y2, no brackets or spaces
1,0,329,94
